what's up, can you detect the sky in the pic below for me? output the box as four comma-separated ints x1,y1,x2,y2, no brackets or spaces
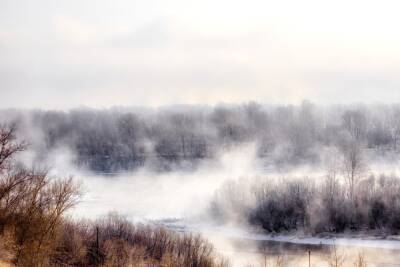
1,0,400,109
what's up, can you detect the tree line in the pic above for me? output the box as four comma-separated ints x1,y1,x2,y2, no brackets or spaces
2,102,400,172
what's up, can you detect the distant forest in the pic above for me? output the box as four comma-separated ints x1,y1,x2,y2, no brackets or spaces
2,101,400,172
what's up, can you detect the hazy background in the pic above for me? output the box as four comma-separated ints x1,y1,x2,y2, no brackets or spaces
1,0,400,109
3,2,400,266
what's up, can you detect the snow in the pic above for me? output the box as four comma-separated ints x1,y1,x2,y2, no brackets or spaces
158,220,400,250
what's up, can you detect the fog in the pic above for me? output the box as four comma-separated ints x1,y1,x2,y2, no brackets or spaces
72,143,260,220
64,145,400,266
3,1,400,265
2,103,400,266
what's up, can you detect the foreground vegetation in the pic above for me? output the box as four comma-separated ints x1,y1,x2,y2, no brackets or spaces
0,125,227,267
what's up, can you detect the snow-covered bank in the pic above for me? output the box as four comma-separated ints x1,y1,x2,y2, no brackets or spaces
157,219,400,250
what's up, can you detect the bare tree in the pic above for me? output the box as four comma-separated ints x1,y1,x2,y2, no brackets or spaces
326,242,346,267
341,142,366,202
0,125,81,266
342,110,367,142
353,251,367,267
275,255,285,267
0,124,27,173
389,107,400,150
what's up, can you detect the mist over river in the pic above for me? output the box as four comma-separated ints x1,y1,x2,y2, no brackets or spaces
66,145,400,267
4,0,400,264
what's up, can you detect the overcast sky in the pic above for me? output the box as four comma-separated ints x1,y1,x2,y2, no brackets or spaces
1,0,400,109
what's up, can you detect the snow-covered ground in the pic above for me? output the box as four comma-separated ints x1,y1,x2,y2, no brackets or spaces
157,219,400,250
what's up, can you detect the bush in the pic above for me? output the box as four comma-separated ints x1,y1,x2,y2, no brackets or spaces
210,174,400,234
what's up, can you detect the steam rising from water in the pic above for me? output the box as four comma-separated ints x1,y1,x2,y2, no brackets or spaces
61,143,400,266
71,143,261,220
8,118,400,266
